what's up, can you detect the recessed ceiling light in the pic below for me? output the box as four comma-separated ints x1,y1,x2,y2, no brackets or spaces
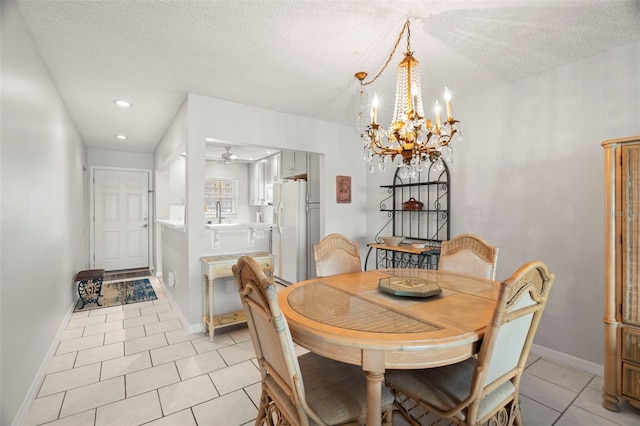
114,99,132,108
116,134,128,140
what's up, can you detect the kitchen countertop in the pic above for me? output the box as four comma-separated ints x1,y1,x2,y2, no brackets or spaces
156,219,185,230
157,220,274,230
205,222,273,229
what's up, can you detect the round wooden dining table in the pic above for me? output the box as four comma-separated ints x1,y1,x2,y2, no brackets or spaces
277,268,501,426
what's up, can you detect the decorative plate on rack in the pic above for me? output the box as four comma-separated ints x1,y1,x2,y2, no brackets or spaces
378,276,442,298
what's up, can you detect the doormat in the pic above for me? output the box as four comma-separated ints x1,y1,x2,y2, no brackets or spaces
104,268,152,281
74,278,157,312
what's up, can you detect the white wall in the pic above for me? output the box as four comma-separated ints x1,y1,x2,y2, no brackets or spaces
367,41,640,368
154,100,189,312
157,93,367,328
87,148,154,170
0,2,87,424
154,99,187,170
188,94,367,240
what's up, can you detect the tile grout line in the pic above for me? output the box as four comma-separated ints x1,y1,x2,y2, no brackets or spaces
550,380,618,426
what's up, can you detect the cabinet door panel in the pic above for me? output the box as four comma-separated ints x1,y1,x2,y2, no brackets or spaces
281,150,296,178
307,153,320,203
622,362,640,400
281,150,307,178
622,144,640,326
622,327,640,363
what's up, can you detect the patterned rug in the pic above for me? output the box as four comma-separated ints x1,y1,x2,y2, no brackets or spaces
74,278,157,312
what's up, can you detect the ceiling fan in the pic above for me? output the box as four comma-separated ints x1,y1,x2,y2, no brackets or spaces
206,146,239,165
221,146,238,164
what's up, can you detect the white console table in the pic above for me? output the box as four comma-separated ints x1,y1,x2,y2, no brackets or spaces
200,252,274,342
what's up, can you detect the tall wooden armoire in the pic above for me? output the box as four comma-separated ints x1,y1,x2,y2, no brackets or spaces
602,136,640,411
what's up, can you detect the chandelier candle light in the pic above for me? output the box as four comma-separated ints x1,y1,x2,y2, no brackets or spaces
356,19,461,177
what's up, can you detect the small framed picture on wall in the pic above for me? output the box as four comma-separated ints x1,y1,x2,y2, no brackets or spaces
336,175,351,203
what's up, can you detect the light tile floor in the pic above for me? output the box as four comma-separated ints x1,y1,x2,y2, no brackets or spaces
23,277,640,425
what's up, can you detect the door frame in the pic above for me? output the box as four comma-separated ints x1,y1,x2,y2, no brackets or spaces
89,166,154,271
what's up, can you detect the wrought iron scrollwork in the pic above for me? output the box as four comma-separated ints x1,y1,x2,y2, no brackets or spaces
376,248,440,270
369,159,450,271
77,277,103,309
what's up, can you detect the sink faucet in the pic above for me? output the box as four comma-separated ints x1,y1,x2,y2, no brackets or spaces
215,201,222,224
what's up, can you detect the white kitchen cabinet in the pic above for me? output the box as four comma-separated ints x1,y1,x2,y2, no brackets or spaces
249,159,266,206
266,153,279,185
265,153,279,205
306,153,320,203
281,150,307,178
306,202,321,279
281,151,319,203
250,153,280,206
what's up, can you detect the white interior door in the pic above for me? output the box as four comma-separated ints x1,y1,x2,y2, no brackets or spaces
93,169,149,271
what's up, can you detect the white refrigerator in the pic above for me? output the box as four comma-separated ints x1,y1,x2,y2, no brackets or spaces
273,181,309,285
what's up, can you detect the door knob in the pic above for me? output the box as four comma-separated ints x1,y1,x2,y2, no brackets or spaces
141,224,148,228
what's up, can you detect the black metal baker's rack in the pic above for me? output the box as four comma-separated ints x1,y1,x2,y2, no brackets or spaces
365,161,450,270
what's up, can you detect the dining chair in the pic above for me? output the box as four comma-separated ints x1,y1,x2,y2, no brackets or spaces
232,255,393,425
312,233,362,277
438,234,499,280
385,260,555,426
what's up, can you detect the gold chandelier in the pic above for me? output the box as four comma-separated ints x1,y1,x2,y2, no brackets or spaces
356,19,461,177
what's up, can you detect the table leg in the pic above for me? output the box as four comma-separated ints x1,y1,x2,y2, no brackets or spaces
208,277,215,342
363,350,385,426
202,274,208,338
364,370,384,426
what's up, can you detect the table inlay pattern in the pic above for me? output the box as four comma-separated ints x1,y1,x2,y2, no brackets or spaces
287,281,441,333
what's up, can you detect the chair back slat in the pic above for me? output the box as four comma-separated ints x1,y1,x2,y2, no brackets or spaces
313,233,362,277
439,234,499,280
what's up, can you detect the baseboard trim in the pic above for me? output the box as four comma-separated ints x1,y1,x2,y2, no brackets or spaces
12,298,78,426
531,343,603,377
187,323,205,334
156,278,203,335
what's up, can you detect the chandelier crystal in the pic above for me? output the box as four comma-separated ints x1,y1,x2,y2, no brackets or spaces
356,19,461,178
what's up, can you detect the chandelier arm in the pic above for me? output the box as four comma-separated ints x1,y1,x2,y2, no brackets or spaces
370,138,389,154
361,20,410,87
369,135,399,156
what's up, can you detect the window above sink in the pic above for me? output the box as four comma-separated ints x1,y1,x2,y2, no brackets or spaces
204,177,238,216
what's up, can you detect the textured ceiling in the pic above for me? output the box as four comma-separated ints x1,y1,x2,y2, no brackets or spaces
14,0,640,154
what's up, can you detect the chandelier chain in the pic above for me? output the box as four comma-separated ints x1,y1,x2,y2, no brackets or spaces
361,20,410,87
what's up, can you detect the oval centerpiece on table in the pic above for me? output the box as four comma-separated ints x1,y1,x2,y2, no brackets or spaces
403,197,424,210
378,276,442,298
